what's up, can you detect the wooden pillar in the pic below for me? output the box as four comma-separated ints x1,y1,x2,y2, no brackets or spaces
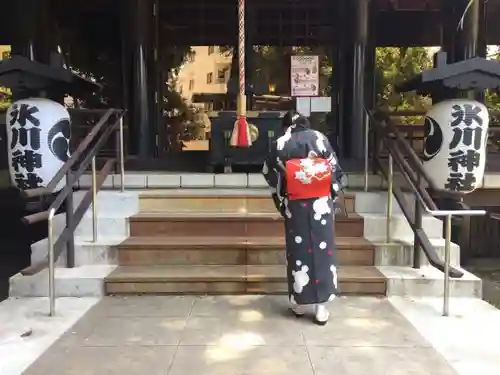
341,0,371,159
336,0,347,157
442,0,481,63
439,0,481,102
151,0,162,157
476,0,487,102
364,2,376,111
127,0,155,159
454,0,480,62
330,0,344,156
11,0,52,63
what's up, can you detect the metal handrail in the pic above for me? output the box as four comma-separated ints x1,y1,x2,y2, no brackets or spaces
21,109,116,199
19,108,126,317
380,109,500,155
364,107,486,316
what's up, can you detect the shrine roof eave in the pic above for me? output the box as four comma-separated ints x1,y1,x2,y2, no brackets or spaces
396,57,500,95
0,55,100,94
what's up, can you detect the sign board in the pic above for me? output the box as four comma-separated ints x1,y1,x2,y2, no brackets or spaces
290,55,319,97
296,97,311,117
296,97,332,117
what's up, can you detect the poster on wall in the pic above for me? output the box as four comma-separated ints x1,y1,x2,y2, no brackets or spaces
290,55,319,97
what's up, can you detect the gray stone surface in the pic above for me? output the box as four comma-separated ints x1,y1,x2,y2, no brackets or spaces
22,296,457,375
308,347,458,375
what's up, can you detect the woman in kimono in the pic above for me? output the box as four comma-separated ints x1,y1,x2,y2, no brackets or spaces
262,111,345,325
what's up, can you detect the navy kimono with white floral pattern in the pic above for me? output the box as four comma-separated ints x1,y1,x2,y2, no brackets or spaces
262,124,345,305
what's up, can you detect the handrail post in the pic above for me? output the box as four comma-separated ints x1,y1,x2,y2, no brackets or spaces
48,208,56,316
364,110,369,192
413,173,422,269
118,115,125,192
65,171,75,268
91,156,98,242
443,213,452,316
372,128,379,175
386,154,393,242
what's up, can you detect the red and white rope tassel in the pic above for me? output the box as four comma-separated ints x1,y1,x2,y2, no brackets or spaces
230,0,252,147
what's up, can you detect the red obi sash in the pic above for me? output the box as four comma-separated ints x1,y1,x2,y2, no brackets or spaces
285,158,332,201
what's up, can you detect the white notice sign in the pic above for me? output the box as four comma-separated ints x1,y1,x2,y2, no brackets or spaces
296,97,311,117
290,55,319,97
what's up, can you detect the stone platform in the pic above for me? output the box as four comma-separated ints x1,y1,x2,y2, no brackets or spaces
2,296,500,375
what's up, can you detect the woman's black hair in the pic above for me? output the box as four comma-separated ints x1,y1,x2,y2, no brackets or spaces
281,110,310,129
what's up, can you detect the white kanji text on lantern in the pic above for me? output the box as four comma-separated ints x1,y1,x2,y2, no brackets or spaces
6,98,71,192
423,99,489,194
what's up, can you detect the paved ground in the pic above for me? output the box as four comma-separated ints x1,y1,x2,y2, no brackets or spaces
466,261,500,308
20,296,458,375
0,297,99,375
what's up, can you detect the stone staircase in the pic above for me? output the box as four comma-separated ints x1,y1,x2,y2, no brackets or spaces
8,173,482,300
104,192,386,295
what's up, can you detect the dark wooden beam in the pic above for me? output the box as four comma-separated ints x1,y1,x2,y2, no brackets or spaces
2,0,500,48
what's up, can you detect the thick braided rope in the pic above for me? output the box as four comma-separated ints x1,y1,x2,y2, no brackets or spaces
238,0,245,98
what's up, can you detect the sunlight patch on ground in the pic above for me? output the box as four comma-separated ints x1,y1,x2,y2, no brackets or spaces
204,332,264,363
344,317,390,330
159,318,188,330
238,309,265,322
221,295,267,307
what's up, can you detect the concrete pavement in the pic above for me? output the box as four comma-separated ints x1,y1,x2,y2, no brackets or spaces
17,296,459,375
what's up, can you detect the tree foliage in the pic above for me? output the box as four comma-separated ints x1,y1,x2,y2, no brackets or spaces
485,52,500,112
0,48,11,110
221,45,331,96
375,47,433,112
251,46,331,96
222,45,434,115
0,88,10,110
246,45,500,124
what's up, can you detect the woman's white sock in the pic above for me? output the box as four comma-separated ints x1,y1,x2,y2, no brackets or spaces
315,303,329,322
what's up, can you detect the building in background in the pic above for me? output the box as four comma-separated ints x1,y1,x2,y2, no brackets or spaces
0,45,10,60
175,46,232,110
0,45,11,109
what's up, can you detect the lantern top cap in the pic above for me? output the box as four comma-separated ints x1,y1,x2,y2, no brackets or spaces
396,51,500,95
0,55,100,95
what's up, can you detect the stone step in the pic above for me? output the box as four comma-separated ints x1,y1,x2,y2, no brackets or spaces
138,189,356,214
74,190,140,218
9,265,480,299
104,265,387,296
56,236,461,269
129,212,365,238
76,172,385,190
116,236,375,266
